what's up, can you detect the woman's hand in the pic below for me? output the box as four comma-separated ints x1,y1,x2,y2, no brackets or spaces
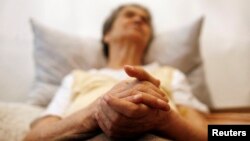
103,65,169,110
94,65,171,138
95,94,171,139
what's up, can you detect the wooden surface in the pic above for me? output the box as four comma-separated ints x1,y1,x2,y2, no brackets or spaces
206,112,250,124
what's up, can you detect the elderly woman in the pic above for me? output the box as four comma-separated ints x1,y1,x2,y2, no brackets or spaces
24,4,208,141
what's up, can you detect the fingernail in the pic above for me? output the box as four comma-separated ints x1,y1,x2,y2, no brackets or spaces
125,65,134,70
133,94,142,102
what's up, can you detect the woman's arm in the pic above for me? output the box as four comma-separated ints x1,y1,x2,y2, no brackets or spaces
23,99,99,141
156,108,208,141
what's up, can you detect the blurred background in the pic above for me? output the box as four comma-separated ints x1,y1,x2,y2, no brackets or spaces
0,0,249,109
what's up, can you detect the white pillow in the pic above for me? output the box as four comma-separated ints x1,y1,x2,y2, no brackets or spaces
145,19,202,73
28,17,211,107
28,20,106,106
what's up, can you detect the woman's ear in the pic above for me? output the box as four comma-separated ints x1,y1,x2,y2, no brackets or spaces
104,32,111,43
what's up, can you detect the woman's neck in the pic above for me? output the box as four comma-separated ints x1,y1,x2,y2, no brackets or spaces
107,41,144,69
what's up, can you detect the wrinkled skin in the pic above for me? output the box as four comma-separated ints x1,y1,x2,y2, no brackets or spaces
95,65,172,139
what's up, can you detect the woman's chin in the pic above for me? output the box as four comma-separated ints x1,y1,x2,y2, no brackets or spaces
126,33,145,42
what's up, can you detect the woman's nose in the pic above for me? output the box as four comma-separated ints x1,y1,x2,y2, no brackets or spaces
133,16,143,24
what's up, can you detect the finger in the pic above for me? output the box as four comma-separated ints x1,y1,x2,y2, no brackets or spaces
100,97,160,134
123,92,170,111
95,113,121,139
140,81,166,97
116,81,168,102
100,98,142,130
120,87,168,103
95,111,110,135
99,98,125,127
96,100,135,138
96,111,139,139
135,82,167,100
95,99,111,130
124,65,160,87
104,94,150,118
144,86,167,100
108,85,164,100
105,80,129,95
109,89,134,99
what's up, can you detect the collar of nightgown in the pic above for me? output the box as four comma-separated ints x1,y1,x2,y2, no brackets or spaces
88,62,160,80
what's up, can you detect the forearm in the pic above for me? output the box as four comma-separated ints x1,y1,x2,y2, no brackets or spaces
23,102,98,141
157,110,207,141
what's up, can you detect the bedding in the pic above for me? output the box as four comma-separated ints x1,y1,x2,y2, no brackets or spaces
44,64,208,119
0,102,44,141
0,102,172,141
1,16,210,141
0,102,248,141
28,17,211,108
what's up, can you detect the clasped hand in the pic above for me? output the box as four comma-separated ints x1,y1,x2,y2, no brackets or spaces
94,65,171,139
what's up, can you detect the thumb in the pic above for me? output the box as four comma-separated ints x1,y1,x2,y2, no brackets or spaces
124,65,160,87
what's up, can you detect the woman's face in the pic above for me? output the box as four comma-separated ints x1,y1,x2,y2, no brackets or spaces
105,6,152,50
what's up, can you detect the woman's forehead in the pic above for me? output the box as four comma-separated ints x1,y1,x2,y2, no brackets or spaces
118,6,150,19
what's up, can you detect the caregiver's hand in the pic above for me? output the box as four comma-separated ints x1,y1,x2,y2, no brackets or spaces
95,65,171,138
